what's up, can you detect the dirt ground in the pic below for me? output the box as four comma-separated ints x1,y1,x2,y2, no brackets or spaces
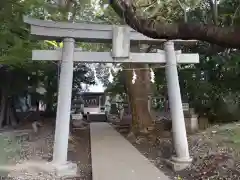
3,114,240,180
68,128,92,180
117,122,240,180
0,119,92,180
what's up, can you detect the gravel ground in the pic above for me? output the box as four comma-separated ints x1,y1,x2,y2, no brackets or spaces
0,120,91,180
4,114,240,180
68,127,92,180
112,114,240,180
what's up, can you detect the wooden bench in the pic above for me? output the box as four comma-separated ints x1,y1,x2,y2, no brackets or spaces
90,122,169,180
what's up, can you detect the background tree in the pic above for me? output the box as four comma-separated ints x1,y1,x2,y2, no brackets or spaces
0,0,95,127
106,0,240,125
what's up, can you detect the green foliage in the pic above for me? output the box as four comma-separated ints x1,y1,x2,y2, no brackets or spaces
2,0,240,125
104,0,240,123
0,0,96,115
105,68,126,94
176,52,240,122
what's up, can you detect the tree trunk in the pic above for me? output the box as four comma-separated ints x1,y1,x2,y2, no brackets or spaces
5,97,18,127
0,90,7,128
125,63,152,133
110,1,240,48
1,96,18,128
6,101,10,126
36,100,40,112
10,96,19,125
45,101,53,112
45,78,55,116
25,95,30,111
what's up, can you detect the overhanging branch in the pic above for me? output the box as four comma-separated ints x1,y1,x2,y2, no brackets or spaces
110,0,240,48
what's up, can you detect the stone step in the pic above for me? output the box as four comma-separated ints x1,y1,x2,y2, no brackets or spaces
88,114,107,122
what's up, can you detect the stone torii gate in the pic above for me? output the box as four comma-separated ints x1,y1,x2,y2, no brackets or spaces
24,16,199,175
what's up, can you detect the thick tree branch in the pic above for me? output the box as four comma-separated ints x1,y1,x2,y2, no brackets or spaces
110,0,240,48
134,0,157,8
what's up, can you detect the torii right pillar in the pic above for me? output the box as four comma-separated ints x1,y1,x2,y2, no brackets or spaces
164,41,192,171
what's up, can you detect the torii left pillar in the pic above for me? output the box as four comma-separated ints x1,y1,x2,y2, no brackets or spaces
52,38,77,176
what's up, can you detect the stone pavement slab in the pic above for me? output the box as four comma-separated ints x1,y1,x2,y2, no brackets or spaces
90,122,170,180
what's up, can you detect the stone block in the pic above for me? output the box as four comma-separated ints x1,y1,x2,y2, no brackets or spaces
198,117,209,130
112,26,130,58
185,114,198,133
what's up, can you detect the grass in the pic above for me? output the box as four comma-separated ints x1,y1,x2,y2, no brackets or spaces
0,134,21,176
228,129,240,144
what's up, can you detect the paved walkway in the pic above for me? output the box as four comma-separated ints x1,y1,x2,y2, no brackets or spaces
90,122,170,180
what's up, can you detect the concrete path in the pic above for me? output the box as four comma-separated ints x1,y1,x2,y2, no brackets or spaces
90,122,170,180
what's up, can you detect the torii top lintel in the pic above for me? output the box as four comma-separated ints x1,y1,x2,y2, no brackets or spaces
23,16,197,45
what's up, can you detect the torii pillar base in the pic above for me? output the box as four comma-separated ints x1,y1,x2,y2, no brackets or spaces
164,156,192,171
52,161,78,177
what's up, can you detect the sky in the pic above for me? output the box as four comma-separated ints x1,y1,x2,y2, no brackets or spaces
85,65,106,92
88,80,104,92
86,64,115,93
